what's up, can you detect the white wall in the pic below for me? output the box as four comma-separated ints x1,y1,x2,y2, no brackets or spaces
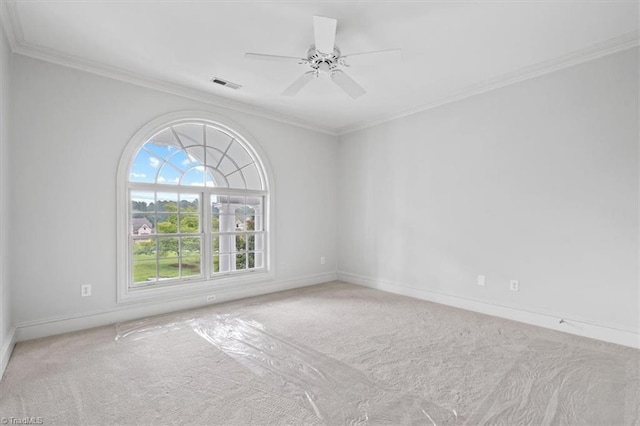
5,44,638,346
0,20,13,372
9,55,338,335
338,49,639,338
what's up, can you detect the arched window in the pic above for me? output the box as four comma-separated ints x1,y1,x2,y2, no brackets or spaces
117,113,271,302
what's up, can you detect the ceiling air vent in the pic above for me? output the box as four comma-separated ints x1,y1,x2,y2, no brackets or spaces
210,77,242,90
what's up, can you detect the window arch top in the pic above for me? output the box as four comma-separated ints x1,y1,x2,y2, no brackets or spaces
129,122,265,191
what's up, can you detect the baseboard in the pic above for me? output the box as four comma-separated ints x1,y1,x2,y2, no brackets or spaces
15,272,337,342
338,271,639,349
1,325,16,379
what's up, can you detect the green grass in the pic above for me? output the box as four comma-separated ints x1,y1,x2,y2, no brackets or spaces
133,252,201,283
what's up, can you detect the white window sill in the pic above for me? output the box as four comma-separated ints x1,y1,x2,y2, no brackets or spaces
117,269,274,304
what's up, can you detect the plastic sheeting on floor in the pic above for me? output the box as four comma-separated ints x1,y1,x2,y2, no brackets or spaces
466,339,628,425
117,314,459,425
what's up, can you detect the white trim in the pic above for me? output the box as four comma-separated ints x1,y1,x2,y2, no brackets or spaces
0,0,21,52
1,325,16,380
0,2,332,135
2,0,637,137
15,272,337,342
338,271,640,349
117,111,276,303
337,31,640,135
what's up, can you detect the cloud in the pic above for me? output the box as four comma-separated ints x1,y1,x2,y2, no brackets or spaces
157,176,179,184
149,157,160,168
130,172,146,178
182,155,199,166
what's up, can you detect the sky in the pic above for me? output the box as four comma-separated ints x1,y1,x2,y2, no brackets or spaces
129,124,264,196
130,141,210,186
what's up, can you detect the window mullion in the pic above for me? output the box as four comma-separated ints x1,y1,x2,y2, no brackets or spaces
202,190,211,279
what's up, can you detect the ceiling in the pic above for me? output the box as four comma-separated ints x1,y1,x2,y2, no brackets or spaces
2,1,638,135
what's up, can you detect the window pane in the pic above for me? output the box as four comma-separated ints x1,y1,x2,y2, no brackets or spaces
130,150,156,183
181,237,201,278
133,260,157,283
243,165,262,190
132,239,156,259
211,211,221,233
218,253,231,273
182,167,205,187
157,237,179,259
212,236,219,254
254,233,264,251
131,191,155,235
245,214,255,231
166,150,191,172
206,147,223,169
157,163,181,185
207,167,228,188
235,203,247,231
248,252,255,268
212,254,220,273
158,236,180,279
254,251,264,269
235,234,247,253
236,253,247,270
246,196,263,231
218,156,237,176
218,235,232,254
206,126,233,152
157,193,179,234
148,129,180,149
174,123,204,146
179,214,199,233
227,171,245,189
179,193,199,213
227,142,253,169
184,146,206,168
220,214,235,233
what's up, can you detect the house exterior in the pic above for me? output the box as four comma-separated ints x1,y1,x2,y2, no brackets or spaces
131,218,154,235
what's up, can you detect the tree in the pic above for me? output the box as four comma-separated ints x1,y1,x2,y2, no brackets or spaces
180,215,199,233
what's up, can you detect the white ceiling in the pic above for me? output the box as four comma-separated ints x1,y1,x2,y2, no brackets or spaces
2,1,639,135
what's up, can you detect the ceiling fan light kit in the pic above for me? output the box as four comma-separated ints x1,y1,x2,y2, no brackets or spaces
245,15,401,99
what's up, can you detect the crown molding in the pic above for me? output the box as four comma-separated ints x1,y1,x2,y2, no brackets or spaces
2,0,638,138
1,2,336,137
0,0,23,51
14,40,338,136
337,30,640,136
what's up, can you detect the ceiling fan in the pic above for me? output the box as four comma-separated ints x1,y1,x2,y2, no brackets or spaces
245,15,401,99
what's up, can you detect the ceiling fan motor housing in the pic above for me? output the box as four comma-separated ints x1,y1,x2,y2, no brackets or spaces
307,45,342,74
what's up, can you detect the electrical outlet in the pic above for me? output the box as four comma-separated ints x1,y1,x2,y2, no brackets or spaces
206,295,216,303
510,280,519,292
320,256,326,265
81,284,92,297
477,275,485,286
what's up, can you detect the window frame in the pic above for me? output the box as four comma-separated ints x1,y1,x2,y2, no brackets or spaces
117,112,274,304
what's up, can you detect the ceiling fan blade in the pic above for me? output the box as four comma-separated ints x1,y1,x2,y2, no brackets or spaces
331,70,366,99
313,15,337,54
342,48,402,64
282,72,315,96
245,53,306,63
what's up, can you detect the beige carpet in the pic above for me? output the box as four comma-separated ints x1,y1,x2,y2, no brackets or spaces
1,281,638,425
